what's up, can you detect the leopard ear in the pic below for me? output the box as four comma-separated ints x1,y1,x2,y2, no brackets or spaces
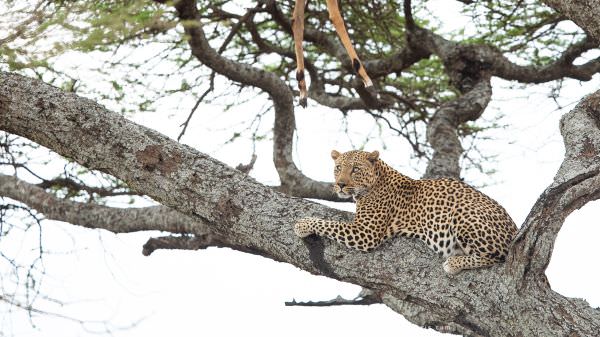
367,150,379,163
331,150,341,160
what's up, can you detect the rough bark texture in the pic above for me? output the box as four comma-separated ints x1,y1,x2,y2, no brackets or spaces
509,91,600,280
424,78,491,179
542,0,600,41
2,72,600,337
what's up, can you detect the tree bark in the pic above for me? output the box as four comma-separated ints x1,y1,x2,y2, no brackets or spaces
2,72,600,336
542,0,600,41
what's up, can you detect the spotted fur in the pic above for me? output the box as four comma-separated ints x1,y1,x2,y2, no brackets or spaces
294,150,518,274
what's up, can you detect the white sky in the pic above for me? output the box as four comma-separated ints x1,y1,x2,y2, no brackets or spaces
2,1,600,337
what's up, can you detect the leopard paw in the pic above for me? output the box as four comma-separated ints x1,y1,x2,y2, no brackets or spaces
293,218,317,238
443,256,462,275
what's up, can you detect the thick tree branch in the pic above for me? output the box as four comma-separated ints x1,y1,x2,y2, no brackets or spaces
414,26,600,84
509,90,600,281
423,78,492,179
0,173,280,262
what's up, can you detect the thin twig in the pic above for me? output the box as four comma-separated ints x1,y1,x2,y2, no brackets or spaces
177,72,215,141
177,4,264,142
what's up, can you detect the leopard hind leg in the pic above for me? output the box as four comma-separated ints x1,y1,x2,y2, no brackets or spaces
443,254,499,274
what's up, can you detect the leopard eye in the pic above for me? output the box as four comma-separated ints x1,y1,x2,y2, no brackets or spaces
335,165,341,171
351,166,359,174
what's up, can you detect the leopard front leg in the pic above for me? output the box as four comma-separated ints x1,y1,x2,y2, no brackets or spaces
294,217,385,252
293,217,318,238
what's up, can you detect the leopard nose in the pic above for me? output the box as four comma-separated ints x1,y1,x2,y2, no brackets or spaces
337,182,346,189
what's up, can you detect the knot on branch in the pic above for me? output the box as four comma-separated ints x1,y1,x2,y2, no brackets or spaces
214,193,243,225
135,144,182,176
444,47,494,92
581,91,600,129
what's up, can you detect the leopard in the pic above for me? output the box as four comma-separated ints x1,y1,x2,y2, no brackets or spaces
293,150,518,274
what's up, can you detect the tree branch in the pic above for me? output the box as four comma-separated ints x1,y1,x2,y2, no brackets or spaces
423,78,492,179
542,0,600,41
140,233,273,258
509,90,600,281
36,176,139,197
0,174,207,235
142,235,215,256
0,172,284,264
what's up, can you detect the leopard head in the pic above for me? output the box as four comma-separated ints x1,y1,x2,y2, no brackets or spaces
331,150,379,200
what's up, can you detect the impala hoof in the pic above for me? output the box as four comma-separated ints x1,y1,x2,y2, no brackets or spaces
299,96,307,108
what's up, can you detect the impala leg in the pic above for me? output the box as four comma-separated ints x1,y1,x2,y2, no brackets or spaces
292,0,308,107
325,0,373,88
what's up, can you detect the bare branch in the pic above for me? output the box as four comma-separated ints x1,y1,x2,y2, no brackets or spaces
0,174,207,235
177,72,215,142
36,176,139,198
